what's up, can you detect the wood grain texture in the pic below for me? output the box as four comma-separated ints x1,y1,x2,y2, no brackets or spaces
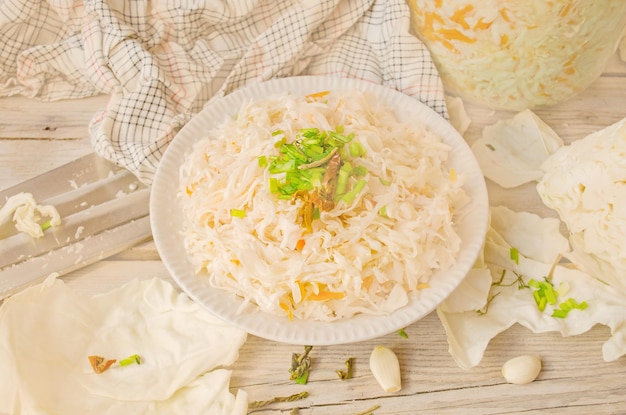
2,52,626,415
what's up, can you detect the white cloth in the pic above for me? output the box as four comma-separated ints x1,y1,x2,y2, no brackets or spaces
0,0,446,184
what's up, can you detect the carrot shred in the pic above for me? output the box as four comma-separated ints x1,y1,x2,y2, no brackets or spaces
473,18,493,31
186,182,199,196
306,90,330,101
449,168,457,181
279,301,294,321
420,12,445,41
295,239,306,251
297,280,306,297
499,8,511,23
563,54,577,67
437,28,476,43
307,284,345,301
559,3,572,17
362,275,374,290
450,5,474,30
441,40,459,53
308,291,345,301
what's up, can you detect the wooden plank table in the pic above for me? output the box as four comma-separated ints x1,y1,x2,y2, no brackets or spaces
1,52,626,414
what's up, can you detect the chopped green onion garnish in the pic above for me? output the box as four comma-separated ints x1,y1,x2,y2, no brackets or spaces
281,143,309,162
269,177,279,194
559,301,572,313
261,125,374,229
40,221,52,231
312,207,320,220
349,141,366,157
528,278,588,318
510,247,519,264
341,179,367,205
273,135,286,148
352,165,368,176
119,354,141,366
537,296,547,312
545,287,558,305
378,205,388,217
230,209,246,218
528,279,540,289
334,163,353,198
328,130,352,143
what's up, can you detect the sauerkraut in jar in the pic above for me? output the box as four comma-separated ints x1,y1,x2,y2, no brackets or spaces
408,0,626,110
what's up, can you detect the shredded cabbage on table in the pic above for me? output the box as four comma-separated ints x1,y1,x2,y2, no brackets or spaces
178,90,466,321
538,117,626,294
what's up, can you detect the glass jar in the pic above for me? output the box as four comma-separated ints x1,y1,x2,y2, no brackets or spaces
408,0,626,111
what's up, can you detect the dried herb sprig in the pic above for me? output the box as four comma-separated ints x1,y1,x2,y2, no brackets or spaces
289,345,313,384
248,391,309,409
336,357,354,380
351,404,381,415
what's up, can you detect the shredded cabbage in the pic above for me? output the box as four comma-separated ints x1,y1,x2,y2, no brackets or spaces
408,0,626,110
178,90,467,321
537,117,626,293
438,206,626,369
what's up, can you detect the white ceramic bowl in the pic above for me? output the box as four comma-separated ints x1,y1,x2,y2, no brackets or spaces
150,76,489,345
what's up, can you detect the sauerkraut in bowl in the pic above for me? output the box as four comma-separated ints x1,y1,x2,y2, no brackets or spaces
180,90,465,322
151,77,488,344
408,0,626,110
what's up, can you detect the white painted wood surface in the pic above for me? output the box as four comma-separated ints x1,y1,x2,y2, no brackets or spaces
2,52,626,414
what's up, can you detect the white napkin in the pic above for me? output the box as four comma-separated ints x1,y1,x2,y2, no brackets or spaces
0,0,446,184
0,276,248,415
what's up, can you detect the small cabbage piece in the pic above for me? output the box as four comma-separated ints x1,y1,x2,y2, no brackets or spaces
537,117,626,293
0,192,61,238
437,206,626,369
471,110,563,188
445,95,471,136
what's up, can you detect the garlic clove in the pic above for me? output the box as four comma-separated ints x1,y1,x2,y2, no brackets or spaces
369,345,402,393
502,355,542,385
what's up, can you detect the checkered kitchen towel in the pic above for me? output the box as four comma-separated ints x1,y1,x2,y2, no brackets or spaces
0,0,446,184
